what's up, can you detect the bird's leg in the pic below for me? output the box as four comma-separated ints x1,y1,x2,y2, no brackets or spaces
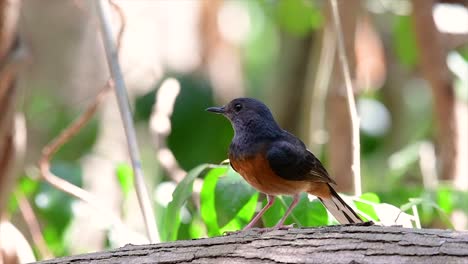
274,194,300,228
243,194,275,230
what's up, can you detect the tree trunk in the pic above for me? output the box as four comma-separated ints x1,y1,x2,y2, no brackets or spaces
326,0,361,193
35,225,468,264
0,0,22,218
412,0,458,182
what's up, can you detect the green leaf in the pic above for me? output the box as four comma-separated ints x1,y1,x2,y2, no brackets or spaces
262,197,286,227
200,166,258,235
291,194,327,227
275,0,322,36
437,186,453,213
219,193,259,234
116,163,134,197
161,164,212,241
188,215,206,239
215,168,258,227
262,194,327,228
19,176,39,196
401,197,454,229
393,16,418,67
200,166,229,236
8,176,40,213
44,225,68,256
355,192,380,221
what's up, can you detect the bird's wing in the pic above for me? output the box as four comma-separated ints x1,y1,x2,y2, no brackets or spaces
266,139,335,184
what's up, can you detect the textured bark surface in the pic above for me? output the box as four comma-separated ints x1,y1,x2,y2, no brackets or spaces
36,225,468,264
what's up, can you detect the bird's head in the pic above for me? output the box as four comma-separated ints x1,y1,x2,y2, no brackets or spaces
206,98,280,136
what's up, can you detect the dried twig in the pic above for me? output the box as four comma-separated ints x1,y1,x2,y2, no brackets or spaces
94,0,158,242
39,84,112,205
16,191,53,260
38,82,143,241
37,0,136,244
329,0,362,196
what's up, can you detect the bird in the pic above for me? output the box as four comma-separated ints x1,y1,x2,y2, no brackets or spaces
206,97,363,230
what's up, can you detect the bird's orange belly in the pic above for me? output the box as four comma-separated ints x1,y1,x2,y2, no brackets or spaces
229,153,309,196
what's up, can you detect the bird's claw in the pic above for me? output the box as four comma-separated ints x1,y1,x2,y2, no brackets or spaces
223,223,297,236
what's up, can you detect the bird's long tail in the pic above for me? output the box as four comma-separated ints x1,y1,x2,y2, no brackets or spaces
314,184,363,224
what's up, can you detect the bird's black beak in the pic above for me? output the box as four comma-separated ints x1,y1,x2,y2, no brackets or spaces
205,106,225,114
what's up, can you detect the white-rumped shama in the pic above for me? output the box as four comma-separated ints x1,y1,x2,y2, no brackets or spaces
207,98,363,230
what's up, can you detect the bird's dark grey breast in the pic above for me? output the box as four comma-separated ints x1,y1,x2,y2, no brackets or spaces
229,135,268,160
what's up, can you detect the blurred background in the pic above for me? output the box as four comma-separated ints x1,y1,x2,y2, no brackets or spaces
0,0,467,262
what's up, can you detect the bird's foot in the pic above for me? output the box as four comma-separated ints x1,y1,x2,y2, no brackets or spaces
223,230,242,236
342,221,374,227
253,223,296,234
223,224,296,236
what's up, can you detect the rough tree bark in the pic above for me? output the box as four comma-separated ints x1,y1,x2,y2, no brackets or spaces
36,225,468,264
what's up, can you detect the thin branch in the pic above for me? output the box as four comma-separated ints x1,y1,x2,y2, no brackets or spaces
16,191,53,260
37,0,144,245
329,0,362,196
109,0,126,53
37,83,146,243
38,83,123,214
94,0,158,243
39,84,111,204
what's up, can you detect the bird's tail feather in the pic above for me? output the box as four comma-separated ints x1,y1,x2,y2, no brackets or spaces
317,184,363,224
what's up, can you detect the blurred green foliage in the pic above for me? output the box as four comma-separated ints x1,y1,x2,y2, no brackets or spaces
7,0,468,259
116,163,134,198
393,16,419,68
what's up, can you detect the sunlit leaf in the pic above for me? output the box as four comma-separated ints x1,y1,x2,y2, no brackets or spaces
8,176,40,213
219,193,258,233
437,186,453,213
116,163,134,198
375,203,413,227
44,225,68,256
200,166,229,236
161,164,212,241
262,194,327,228
188,216,206,239
262,197,286,227
355,192,380,221
291,194,327,227
19,176,40,196
215,168,258,227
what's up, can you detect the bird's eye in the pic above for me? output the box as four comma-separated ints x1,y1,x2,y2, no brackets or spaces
234,103,242,112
